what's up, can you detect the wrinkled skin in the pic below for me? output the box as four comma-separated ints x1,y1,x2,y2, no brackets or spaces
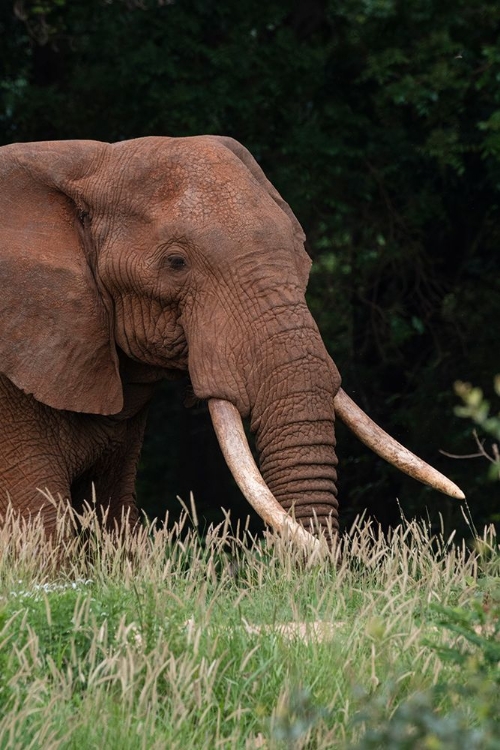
0,136,340,533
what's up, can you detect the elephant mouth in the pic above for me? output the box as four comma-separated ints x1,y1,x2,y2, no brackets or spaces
208,389,465,550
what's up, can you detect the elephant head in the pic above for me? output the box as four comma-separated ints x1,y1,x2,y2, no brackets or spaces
0,136,463,545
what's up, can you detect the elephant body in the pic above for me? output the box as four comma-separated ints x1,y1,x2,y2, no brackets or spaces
0,135,461,542
0,136,340,534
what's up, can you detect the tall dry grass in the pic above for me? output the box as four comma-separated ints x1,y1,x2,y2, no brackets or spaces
0,496,497,749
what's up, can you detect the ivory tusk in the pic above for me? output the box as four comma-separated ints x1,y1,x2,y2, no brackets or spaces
208,398,322,550
333,388,465,500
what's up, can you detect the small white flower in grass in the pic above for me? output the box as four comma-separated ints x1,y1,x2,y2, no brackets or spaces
130,625,143,650
8,578,93,600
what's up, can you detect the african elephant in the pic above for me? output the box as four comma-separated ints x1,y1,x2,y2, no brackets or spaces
0,136,463,546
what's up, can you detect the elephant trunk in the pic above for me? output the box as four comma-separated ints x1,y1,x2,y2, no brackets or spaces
248,334,340,535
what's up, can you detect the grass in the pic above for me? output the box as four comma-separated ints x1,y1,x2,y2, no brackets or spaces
0,500,498,749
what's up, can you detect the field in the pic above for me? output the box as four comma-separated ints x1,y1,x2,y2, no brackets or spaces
0,500,498,749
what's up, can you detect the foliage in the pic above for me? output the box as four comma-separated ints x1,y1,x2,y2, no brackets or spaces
0,0,499,529
348,569,500,750
347,681,500,750
454,378,500,481
0,503,499,747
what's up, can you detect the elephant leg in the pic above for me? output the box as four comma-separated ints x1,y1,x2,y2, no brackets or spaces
70,408,149,532
0,464,71,534
71,461,139,531
0,377,71,532
0,428,71,533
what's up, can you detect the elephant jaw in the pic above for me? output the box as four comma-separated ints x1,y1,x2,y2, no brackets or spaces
208,390,464,549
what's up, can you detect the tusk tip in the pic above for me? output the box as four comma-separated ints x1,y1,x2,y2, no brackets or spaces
438,479,465,500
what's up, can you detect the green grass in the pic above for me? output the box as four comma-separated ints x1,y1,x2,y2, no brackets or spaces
0,502,498,749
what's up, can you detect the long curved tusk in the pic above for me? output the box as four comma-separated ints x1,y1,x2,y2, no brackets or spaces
334,388,465,499
208,398,322,550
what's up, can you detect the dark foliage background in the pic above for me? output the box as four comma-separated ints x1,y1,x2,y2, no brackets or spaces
1,0,498,534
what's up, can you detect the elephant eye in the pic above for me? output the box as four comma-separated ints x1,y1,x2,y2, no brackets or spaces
165,254,188,271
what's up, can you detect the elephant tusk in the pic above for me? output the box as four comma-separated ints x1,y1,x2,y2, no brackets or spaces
208,398,322,550
333,388,465,500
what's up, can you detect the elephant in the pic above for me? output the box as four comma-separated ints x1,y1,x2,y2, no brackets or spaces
0,136,464,547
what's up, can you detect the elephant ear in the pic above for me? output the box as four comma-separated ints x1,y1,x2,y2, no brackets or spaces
208,136,311,279
0,140,123,415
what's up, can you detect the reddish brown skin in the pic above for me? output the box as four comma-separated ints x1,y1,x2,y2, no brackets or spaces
0,136,340,533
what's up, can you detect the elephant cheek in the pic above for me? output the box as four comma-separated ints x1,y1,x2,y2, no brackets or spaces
187,336,251,417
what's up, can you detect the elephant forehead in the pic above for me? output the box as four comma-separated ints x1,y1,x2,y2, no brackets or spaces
109,138,280,216
109,137,244,191
168,184,288,236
